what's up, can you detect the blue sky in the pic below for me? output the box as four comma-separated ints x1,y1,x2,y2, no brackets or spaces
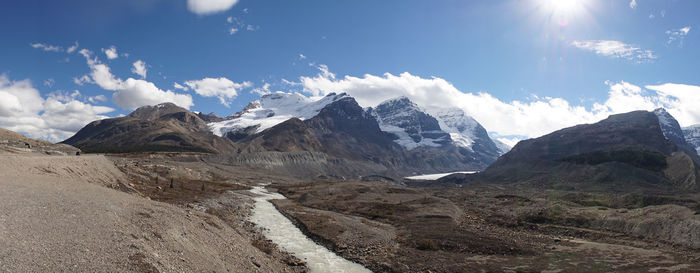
1,0,699,143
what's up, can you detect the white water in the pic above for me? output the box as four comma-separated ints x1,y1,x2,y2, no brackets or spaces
248,186,372,273
404,171,477,180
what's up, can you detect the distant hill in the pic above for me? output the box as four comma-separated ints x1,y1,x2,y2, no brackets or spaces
62,103,237,154
440,109,700,193
0,128,78,155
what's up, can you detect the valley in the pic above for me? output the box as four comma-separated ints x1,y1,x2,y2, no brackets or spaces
2,94,700,272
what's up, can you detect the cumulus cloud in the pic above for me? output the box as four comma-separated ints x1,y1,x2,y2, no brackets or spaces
184,77,252,106
229,27,239,35
0,74,114,141
297,65,700,139
30,43,62,52
113,78,193,110
131,60,147,79
645,83,700,126
629,0,637,9
77,49,193,110
571,40,657,62
666,26,691,46
102,46,119,59
187,0,239,15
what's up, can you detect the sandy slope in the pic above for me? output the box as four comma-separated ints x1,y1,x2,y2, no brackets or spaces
0,154,293,272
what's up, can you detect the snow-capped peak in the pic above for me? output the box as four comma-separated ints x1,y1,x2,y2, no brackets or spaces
428,108,480,150
653,108,686,143
209,92,349,137
370,96,450,150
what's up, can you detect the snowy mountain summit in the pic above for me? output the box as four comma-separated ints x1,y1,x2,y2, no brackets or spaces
369,97,451,149
209,92,350,138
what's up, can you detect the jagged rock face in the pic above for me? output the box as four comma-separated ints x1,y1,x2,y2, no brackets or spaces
683,125,700,155
654,108,700,163
369,97,450,149
450,110,699,193
62,103,236,154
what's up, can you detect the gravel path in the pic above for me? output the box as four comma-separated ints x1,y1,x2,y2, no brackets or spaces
0,154,294,272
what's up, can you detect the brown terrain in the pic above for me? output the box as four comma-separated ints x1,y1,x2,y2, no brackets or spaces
2,127,700,272
271,180,700,272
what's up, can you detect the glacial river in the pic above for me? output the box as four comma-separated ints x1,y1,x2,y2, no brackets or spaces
248,186,372,273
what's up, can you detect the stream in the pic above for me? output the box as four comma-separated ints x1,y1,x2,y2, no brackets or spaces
248,186,372,273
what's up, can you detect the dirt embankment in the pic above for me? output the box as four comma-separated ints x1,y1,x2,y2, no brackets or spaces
0,154,300,272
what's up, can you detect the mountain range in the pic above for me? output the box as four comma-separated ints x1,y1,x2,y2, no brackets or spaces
62,93,507,176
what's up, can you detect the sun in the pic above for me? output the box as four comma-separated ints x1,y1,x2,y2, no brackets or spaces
536,0,591,26
546,0,585,15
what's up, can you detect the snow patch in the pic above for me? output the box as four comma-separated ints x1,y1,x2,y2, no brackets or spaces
209,92,348,137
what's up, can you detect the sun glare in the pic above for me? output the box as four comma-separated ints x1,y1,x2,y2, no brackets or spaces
547,0,583,13
537,0,590,26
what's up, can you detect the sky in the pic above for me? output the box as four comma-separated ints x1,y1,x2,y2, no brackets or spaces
1,0,699,144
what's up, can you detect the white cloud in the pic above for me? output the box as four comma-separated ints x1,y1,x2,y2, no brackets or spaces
184,77,252,106
88,95,107,103
299,54,307,60
229,27,239,35
629,0,637,9
0,74,114,142
571,40,657,62
297,65,700,140
246,25,258,31
73,75,92,86
173,82,189,91
187,0,239,15
131,60,147,79
645,83,700,126
666,26,691,46
30,43,62,52
251,82,272,95
113,78,193,110
226,16,234,23
102,46,118,60
78,48,193,110
67,41,79,53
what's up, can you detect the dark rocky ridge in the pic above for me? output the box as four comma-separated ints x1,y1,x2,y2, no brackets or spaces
440,110,700,193
62,103,236,153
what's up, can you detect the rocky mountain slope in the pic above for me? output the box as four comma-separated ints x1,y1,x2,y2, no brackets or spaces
684,124,700,154
440,109,700,193
654,108,700,163
62,103,236,153
234,96,491,175
368,97,451,149
208,93,504,174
